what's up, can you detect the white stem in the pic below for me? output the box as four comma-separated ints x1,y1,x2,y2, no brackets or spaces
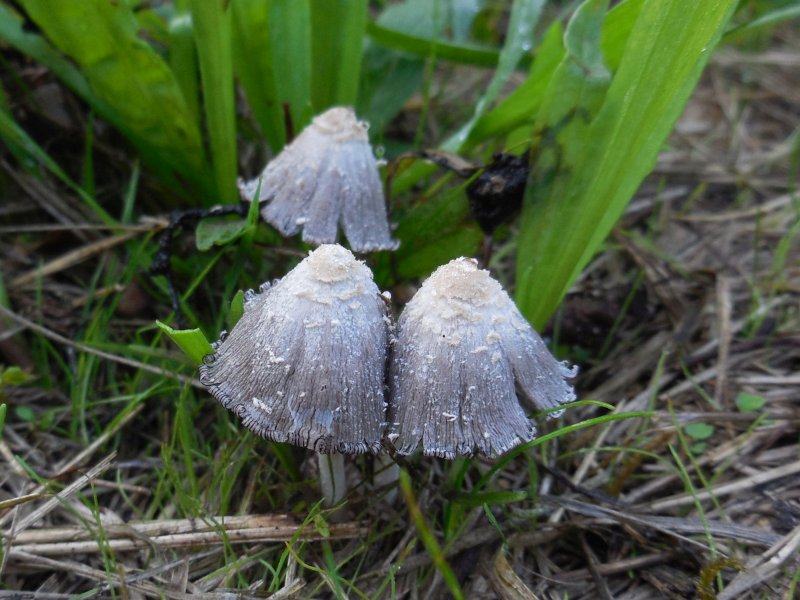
317,453,346,507
373,453,400,504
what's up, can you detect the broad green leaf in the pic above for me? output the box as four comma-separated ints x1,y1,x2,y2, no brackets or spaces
269,0,313,131
232,0,285,151
190,0,238,204
358,47,425,131
311,0,367,109
516,0,738,328
0,366,32,387
0,4,97,105
394,226,483,281
156,320,213,365
735,392,766,413
195,215,250,251
15,406,36,423
16,0,207,191
599,0,644,72
565,0,611,79
684,422,715,441
374,183,482,285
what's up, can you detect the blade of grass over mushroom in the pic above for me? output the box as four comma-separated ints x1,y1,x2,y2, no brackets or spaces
156,320,213,366
190,0,237,204
269,0,313,131
310,0,367,109
13,0,208,195
232,0,285,151
515,0,738,329
399,469,465,600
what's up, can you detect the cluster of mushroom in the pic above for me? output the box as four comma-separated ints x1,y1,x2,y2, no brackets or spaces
199,244,577,461
200,106,576,498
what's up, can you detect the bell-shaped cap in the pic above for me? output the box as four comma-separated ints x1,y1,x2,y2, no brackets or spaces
388,258,577,459
199,244,390,454
238,106,398,253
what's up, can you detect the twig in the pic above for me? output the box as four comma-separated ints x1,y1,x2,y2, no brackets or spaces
647,460,800,511
5,514,365,557
717,523,800,600
9,230,141,289
6,453,116,536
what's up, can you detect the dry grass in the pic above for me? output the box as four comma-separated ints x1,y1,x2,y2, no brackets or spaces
1,30,799,600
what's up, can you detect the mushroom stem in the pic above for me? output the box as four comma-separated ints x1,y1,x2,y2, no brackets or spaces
373,453,400,504
318,453,347,507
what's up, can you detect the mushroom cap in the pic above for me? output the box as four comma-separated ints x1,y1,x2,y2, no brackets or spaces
237,106,398,253
388,258,577,459
199,244,390,454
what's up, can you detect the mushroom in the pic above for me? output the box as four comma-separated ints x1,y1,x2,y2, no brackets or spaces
238,106,398,253
199,244,390,505
387,258,577,459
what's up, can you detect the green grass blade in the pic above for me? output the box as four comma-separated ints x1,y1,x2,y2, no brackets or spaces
311,0,367,109
269,0,313,131
366,21,499,67
190,0,238,204
445,0,544,151
0,4,101,110
399,469,464,600
466,21,564,147
156,320,213,365
16,0,207,191
476,411,655,491
232,0,285,151
0,108,115,225
724,5,800,41
516,0,739,329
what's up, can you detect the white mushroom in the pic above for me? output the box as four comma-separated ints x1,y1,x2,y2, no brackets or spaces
200,244,389,454
238,107,398,253
199,245,391,504
388,258,577,459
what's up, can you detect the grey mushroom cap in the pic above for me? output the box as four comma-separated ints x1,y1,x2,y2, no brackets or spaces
238,106,399,253
388,258,578,459
199,244,390,454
